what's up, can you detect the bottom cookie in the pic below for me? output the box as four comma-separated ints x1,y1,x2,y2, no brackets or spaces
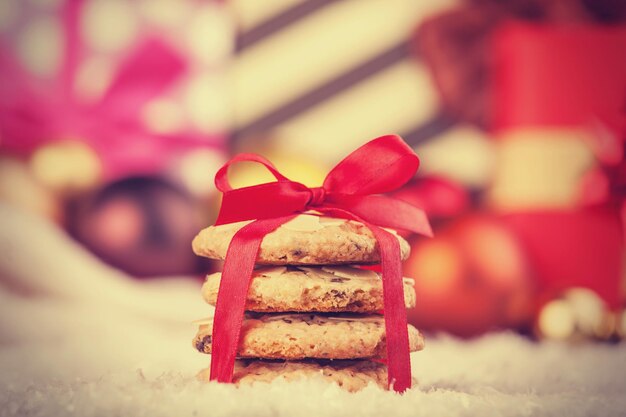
197,360,398,392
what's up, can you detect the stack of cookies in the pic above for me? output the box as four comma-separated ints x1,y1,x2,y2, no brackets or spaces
192,213,425,392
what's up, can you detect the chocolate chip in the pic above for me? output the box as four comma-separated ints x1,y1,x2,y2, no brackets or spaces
282,319,293,324
195,335,212,352
291,249,303,257
330,289,346,300
330,277,350,283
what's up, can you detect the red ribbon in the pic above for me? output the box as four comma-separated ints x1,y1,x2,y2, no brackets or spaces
210,135,432,392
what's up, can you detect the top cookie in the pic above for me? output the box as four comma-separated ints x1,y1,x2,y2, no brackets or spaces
192,214,410,265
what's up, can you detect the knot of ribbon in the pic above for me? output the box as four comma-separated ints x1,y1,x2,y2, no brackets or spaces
210,134,432,393
308,187,327,207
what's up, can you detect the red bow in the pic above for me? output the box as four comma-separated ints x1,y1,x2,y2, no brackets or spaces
210,135,432,392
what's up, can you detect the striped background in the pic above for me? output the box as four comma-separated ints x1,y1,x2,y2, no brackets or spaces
0,0,494,191
228,0,494,189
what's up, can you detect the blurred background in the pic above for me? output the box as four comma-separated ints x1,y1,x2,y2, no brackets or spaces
0,0,625,342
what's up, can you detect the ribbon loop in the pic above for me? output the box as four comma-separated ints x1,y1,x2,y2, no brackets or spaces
214,153,290,193
323,134,420,195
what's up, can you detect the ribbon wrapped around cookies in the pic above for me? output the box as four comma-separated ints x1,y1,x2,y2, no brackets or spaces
210,135,432,392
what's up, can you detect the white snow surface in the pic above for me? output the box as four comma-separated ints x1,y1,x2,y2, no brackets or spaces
1,203,625,417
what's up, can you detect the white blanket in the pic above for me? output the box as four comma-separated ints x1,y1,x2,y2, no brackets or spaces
0,204,624,417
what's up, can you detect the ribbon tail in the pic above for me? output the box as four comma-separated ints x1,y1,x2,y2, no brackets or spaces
329,195,433,237
316,206,412,393
210,216,295,382
368,224,412,393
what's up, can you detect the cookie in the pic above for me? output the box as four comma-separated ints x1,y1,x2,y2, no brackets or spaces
196,360,392,392
202,266,416,313
193,314,424,360
192,213,410,265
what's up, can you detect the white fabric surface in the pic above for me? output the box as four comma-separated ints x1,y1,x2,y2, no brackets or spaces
1,203,625,417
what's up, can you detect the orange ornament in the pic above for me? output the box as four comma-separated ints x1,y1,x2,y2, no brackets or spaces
404,214,534,337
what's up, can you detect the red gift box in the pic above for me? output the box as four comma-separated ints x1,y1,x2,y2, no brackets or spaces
491,22,626,309
493,22,626,135
502,208,623,309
